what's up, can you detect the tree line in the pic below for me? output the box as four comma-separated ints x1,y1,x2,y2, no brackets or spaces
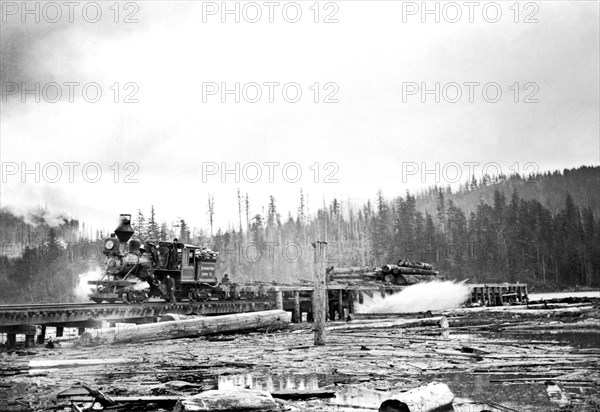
0,166,598,303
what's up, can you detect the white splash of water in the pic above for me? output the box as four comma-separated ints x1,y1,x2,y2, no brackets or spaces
75,268,102,301
133,281,150,291
356,280,471,313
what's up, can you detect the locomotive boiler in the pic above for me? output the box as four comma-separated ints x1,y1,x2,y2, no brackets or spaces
88,214,226,304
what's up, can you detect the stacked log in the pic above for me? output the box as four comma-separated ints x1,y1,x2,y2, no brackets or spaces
381,264,439,276
326,266,379,283
326,259,441,285
379,260,440,285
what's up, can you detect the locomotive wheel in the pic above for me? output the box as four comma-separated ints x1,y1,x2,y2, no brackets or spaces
91,298,103,304
188,290,198,302
384,274,397,284
121,291,132,305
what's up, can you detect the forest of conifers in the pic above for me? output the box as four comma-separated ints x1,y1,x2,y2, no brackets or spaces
1,166,599,303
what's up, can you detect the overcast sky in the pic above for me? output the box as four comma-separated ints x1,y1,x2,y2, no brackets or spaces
1,1,598,235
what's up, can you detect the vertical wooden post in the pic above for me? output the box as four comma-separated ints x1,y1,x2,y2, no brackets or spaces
486,287,492,307
293,291,301,323
78,327,85,336
348,290,355,315
56,326,64,337
37,326,46,344
337,290,344,320
312,241,327,346
275,289,283,310
7,334,16,349
25,334,35,348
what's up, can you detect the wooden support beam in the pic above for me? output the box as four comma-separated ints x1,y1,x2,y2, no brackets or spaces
7,334,16,348
348,290,355,315
25,334,35,348
56,326,64,337
312,241,327,346
337,290,344,320
275,290,283,310
292,291,301,323
37,326,46,344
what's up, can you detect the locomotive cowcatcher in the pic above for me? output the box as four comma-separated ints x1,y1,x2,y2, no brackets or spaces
88,214,226,304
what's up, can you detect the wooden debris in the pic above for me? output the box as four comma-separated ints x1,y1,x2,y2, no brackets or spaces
174,389,280,411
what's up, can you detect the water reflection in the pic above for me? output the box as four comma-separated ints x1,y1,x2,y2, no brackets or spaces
498,330,600,349
218,372,323,392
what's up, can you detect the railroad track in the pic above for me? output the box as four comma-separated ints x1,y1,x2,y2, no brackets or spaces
0,300,270,311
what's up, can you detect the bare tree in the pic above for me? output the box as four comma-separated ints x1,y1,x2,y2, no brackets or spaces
207,194,215,237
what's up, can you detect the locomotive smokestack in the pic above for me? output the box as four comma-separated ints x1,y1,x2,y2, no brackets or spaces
115,214,134,243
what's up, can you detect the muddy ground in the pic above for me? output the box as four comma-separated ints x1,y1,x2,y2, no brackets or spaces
1,310,599,412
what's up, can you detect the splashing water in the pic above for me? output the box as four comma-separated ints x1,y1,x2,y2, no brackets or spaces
133,281,150,291
356,280,471,313
74,268,102,301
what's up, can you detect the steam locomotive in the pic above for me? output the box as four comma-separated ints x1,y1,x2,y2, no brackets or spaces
88,214,233,304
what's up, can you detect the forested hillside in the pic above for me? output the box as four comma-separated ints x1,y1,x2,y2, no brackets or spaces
1,166,599,303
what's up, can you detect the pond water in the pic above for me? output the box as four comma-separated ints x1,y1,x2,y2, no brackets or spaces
528,291,600,301
217,327,599,411
218,370,559,411
496,329,600,349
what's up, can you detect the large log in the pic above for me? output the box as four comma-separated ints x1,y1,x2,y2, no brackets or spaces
443,305,595,317
328,316,449,331
174,389,279,412
79,310,291,345
382,264,436,274
394,267,439,275
327,266,378,275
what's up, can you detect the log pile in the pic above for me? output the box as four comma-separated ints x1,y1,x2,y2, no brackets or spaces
326,259,441,285
378,259,440,285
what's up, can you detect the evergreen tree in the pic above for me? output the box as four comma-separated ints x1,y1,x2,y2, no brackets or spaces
147,205,159,239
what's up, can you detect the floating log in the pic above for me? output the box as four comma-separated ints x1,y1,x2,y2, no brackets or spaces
382,382,454,412
174,389,279,412
271,389,335,400
349,312,434,320
28,358,140,369
79,310,291,345
443,305,595,317
328,316,449,331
